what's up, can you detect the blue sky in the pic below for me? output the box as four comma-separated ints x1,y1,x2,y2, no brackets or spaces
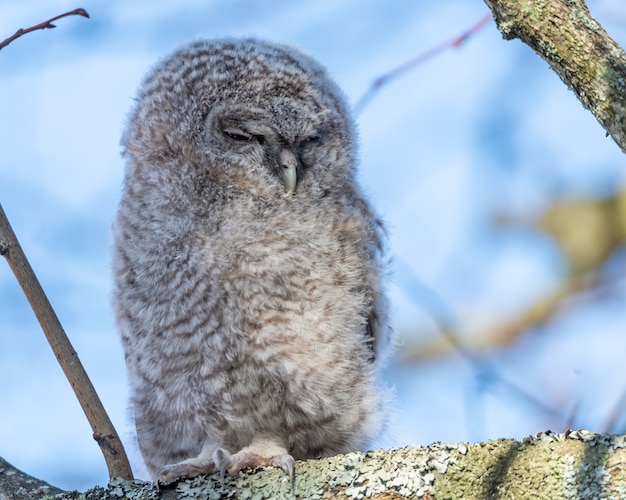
1,0,626,491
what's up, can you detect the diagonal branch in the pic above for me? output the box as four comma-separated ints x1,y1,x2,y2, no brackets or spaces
0,8,89,51
0,6,130,480
483,0,626,155
0,204,133,480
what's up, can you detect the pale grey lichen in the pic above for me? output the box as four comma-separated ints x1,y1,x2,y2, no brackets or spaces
42,430,626,498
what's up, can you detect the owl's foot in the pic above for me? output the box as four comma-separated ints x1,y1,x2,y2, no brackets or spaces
156,454,218,485
215,437,295,484
157,437,294,486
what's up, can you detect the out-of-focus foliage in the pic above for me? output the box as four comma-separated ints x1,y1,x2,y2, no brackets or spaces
538,189,626,276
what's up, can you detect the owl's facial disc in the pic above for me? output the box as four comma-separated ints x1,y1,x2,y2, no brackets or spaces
279,149,297,195
210,110,301,195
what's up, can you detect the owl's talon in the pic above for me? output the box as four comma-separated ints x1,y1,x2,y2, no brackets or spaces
213,441,295,483
156,464,179,486
156,457,218,485
220,463,228,486
214,448,231,485
270,453,295,481
156,464,183,486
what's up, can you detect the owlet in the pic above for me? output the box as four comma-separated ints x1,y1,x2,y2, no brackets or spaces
111,37,390,483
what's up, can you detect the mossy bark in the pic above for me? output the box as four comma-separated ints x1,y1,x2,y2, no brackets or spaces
3,431,626,499
483,0,626,155
0,456,64,499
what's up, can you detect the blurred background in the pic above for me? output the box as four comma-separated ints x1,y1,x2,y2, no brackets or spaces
1,0,625,492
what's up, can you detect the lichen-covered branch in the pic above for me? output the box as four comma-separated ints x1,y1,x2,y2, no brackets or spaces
483,0,626,155
0,457,64,499
5,431,624,499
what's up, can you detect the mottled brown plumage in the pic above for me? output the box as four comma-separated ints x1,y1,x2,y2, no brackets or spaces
111,38,390,483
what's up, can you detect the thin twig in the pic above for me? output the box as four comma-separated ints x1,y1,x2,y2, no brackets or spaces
0,203,133,480
354,12,493,114
0,8,90,51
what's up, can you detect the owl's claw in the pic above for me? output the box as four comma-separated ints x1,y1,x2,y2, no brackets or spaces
157,461,217,486
215,448,230,485
214,444,295,484
272,453,295,484
156,449,218,486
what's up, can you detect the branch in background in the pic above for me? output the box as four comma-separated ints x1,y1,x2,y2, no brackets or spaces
0,204,133,480
0,8,89,51
394,259,566,426
402,264,601,363
354,12,493,114
434,188,626,357
396,184,626,430
483,0,626,154
400,263,625,431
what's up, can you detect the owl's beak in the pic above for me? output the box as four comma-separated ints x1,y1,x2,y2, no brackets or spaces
279,149,297,195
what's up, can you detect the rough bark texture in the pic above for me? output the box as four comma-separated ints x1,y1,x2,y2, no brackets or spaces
0,456,64,499
483,0,626,155
3,431,626,499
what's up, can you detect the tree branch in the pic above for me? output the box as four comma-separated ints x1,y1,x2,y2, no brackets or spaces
0,8,89,51
0,204,133,480
0,456,64,499
354,12,493,114
483,0,626,155
4,430,625,498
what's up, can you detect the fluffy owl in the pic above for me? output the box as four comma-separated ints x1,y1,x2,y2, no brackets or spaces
111,37,390,484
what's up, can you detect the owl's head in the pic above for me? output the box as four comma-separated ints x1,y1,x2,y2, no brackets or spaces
122,38,358,200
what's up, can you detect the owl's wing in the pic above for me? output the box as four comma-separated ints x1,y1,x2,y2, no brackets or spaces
366,259,391,364
365,314,376,362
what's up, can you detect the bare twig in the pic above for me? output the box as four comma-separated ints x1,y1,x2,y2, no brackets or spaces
354,12,493,114
0,204,133,480
0,8,89,51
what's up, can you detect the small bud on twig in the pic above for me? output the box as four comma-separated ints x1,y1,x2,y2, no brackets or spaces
0,8,90,51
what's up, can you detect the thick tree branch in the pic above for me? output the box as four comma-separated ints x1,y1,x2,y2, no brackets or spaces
0,457,64,499
0,204,133,480
483,0,626,155
3,431,625,498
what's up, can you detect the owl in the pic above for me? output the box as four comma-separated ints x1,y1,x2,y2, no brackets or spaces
111,37,390,484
